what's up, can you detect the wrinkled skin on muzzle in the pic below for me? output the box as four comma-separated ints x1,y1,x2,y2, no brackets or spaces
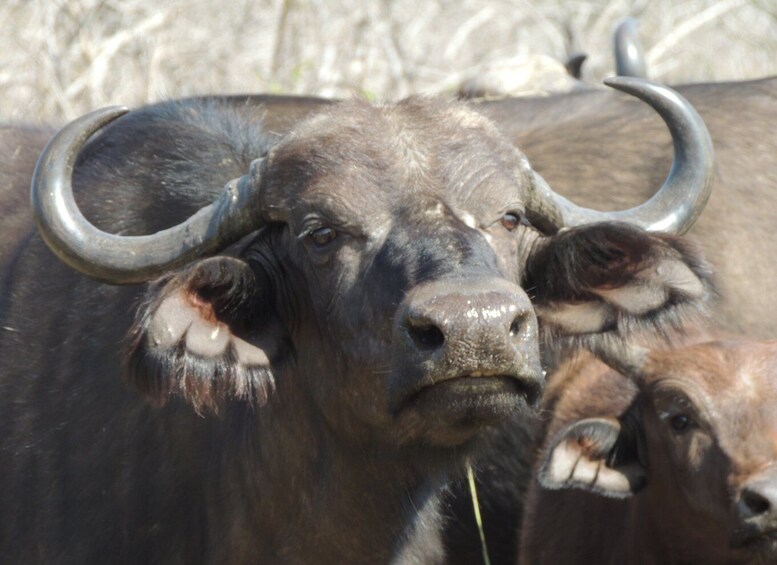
390,277,542,446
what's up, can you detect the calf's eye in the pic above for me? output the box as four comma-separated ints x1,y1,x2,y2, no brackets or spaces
309,227,337,248
501,212,521,231
669,414,692,433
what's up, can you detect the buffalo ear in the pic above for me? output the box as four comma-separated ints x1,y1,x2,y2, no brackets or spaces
525,223,714,340
538,416,646,498
124,256,283,415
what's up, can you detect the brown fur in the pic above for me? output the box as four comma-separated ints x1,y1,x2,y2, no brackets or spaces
521,336,777,565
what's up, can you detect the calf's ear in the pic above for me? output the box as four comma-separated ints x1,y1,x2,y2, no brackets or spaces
124,256,284,415
538,415,646,498
524,223,714,341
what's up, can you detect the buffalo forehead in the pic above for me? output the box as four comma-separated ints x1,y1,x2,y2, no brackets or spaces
649,340,777,395
265,97,527,220
649,340,777,463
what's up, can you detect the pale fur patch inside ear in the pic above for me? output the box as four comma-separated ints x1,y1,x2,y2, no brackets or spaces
544,440,636,497
186,321,230,358
535,301,614,333
591,257,705,315
652,258,705,298
539,418,645,499
535,250,712,340
592,283,666,316
148,290,199,348
148,289,270,367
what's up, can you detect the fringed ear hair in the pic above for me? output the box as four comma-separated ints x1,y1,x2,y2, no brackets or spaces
124,256,281,415
525,223,715,345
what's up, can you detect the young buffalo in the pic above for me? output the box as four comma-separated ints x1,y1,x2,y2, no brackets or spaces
521,336,777,565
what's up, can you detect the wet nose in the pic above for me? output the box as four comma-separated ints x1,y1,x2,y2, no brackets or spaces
738,473,777,533
403,289,532,354
397,278,543,402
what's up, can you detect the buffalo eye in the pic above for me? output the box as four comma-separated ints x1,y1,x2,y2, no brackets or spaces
309,227,337,248
501,212,521,231
669,414,692,434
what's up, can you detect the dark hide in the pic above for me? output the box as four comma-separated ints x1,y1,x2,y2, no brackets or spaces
0,124,54,269
0,97,712,563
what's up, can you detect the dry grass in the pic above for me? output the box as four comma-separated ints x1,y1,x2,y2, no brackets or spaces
2,0,776,123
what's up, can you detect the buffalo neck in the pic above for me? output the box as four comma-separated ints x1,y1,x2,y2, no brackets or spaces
204,373,452,564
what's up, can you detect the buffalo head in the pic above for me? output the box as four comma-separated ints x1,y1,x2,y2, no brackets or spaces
31,79,715,449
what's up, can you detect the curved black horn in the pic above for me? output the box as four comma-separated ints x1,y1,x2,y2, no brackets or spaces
614,17,648,79
31,107,264,284
526,77,714,235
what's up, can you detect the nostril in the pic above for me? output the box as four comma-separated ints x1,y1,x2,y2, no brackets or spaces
407,322,445,350
740,488,772,519
509,314,528,339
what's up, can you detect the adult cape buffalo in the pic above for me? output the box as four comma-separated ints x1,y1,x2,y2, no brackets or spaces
0,80,714,563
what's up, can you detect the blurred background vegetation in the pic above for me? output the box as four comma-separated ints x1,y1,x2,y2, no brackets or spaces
2,0,776,122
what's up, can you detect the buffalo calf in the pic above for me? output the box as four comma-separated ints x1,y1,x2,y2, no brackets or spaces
521,336,777,564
